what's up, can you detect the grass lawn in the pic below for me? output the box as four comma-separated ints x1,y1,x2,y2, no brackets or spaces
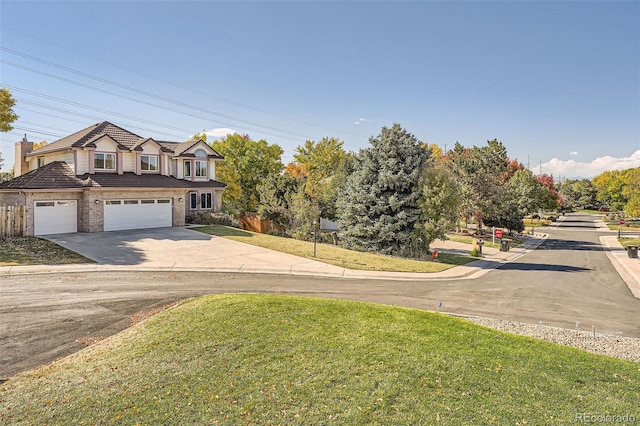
523,218,552,228
447,232,528,249
195,225,472,273
619,237,640,248
0,237,93,266
2,295,638,424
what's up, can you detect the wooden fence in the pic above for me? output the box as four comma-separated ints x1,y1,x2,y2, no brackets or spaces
239,214,278,234
0,205,26,238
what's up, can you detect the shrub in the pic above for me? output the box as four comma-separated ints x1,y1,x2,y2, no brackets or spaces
186,211,240,228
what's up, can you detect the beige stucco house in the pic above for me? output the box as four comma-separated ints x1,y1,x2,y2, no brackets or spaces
0,121,226,235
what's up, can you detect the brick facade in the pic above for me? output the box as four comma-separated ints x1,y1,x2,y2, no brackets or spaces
1,189,187,236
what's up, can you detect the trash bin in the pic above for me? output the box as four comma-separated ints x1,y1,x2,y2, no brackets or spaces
500,240,511,252
627,246,638,259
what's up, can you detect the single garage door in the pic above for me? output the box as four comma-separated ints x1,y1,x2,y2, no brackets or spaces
34,200,78,236
104,199,172,231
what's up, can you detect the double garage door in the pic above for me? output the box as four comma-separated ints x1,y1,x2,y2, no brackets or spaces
104,199,172,231
33,198,172,235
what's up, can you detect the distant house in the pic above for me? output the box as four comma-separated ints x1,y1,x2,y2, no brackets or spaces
0,121,226,235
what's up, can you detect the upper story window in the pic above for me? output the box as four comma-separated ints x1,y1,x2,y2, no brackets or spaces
195,160,207,177
184,160,192,177
37,157,45,168
141,155,159,172
194,149,207,158
94,152,116,171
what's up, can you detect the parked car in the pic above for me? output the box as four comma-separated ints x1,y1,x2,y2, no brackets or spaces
598,205,610,212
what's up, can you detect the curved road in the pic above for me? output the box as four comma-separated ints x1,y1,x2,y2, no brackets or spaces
1,213,638,378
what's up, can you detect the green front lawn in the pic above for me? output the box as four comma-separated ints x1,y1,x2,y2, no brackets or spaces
619,237,640,248
196,225,472,273
0,237,93,266
2,295,638,424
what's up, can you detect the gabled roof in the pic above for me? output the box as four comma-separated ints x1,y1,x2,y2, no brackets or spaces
82,133,129,150
171,140,224,159
26,121,224,159
27,121,144,157
133,138,174,153
0,161,86,189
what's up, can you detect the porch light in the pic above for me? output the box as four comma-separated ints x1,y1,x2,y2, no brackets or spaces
95,200,100,204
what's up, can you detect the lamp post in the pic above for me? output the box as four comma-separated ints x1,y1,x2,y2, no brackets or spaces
313,219,318,257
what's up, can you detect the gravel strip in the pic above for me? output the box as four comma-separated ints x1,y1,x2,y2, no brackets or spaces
465,317,640,362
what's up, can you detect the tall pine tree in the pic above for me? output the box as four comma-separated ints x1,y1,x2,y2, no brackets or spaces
337,124,429,255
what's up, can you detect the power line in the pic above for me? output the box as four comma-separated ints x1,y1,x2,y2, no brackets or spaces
16,105,187,141
1,57,310,142
0,29,363,138
2,47,363,142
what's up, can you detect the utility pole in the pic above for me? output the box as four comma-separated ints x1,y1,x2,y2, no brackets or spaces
527,155,531,170
443,143,447,155
539,159,542,176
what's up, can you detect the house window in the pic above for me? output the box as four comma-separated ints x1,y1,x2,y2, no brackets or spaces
195,160,207,177
184,160,192,177
37,157,45,168
141,155,159,172
94,152,116,170
190,192,197,209
200,192,212,209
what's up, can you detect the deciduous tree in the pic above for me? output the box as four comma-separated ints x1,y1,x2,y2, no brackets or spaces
419,161,461,246
445,139,510,229
1,88,19,132
210,134,283,214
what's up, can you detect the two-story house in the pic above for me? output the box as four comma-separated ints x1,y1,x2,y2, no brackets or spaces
0,121,226,235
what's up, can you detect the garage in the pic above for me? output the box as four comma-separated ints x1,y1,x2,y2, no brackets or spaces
104,199,172,231
34,200,78,236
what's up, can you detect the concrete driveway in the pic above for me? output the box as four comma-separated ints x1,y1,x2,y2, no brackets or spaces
45,227,344,274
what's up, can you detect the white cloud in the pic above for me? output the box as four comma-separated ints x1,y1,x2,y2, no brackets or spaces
354,118,370,125
542,150,640,178
205,127,237,139
569,151,579,156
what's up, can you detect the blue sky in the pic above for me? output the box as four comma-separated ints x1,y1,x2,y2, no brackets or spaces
1,1,638,178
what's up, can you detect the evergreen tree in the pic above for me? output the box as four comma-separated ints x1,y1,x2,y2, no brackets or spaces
257,172,303,233
337,124,429,255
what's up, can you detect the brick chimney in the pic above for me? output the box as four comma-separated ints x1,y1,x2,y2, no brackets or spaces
14,135,33,177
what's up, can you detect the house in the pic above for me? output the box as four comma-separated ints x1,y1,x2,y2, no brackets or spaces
0,121,226,236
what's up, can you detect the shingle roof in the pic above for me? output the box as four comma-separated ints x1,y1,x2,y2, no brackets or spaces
77,173,226,189
77,173,192,189
26,121,224,159
171,140,223,159
27,122,144,157
0,162,85,189
0,164,227,190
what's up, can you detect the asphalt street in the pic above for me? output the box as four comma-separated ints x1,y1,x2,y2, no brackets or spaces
1,213,638,378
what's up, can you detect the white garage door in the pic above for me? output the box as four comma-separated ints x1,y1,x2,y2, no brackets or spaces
104,199,172,231
34,200,78,236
